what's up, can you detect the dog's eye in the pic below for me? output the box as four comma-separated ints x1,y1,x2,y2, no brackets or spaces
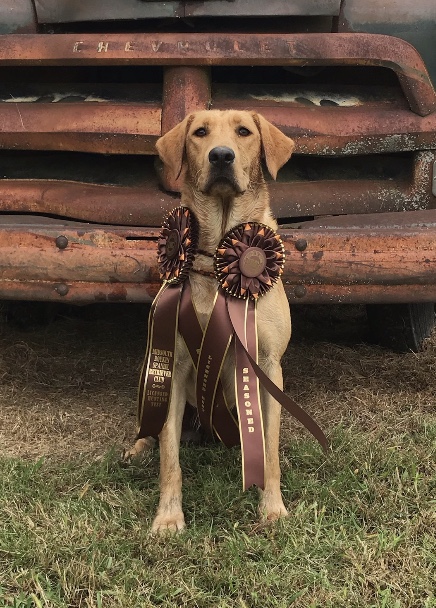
194,127,207,137
238,127,251,137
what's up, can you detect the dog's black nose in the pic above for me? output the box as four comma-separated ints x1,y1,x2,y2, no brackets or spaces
208,146,235,167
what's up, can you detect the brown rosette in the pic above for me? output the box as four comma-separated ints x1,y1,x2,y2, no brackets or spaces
214,223,285,299
158,207,198,284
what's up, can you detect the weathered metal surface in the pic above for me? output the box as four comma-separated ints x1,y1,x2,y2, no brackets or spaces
184,1,341,17
0,223,160,283
1,100,436,157
34,0,183,22
0,179,177,226
289,209,436,230
433,160,436,196
161,66,211,191
0,0,37,34
0,281,160,304
0,103,160,154
212,100,436,156
339,0,436,90
1,149,433,225
269,150,436,218
0,210,435,304
0,33,433,116
34,0,340,22
286,284,436,304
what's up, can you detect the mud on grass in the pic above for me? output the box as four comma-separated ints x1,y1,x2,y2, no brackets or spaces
0,302,435,607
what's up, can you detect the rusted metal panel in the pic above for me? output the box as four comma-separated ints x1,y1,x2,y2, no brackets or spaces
0,101,435,157
286,284,436,304
0,103,160,154
0,151,433,225
212,99,436,156
185,0,341,17
161,66,211,191
162,67,211,134
34,0,183,22
0,210,435,304
1,151,433,225
0,281,160,303
269,150,436,218
0,0,37,34
292,209,436,230
339,0,436,90
0,180,177,226
282,230,436,287
0,33,433,116
433,160,436,196
0,224,160,283
34,0,339,21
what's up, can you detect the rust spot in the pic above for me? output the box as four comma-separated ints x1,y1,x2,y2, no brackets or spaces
313,251,324,260
108,287,127,301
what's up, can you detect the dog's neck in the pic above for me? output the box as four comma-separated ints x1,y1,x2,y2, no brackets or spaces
181,180,277,255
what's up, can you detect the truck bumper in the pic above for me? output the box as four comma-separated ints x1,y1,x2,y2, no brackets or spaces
1,210,435,305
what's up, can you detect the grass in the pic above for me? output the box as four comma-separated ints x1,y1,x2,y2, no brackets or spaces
0,303,435,607
1,431,435,607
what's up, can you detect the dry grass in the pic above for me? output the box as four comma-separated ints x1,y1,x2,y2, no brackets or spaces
0,302,434,460
0,304,145,460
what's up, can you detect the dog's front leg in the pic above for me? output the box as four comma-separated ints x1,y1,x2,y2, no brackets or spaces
151,357,190,534
258,357,288,522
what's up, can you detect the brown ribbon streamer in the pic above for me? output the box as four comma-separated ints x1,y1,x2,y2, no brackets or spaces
178,280,240,447
231,297,266,490
227,296,329,454
195,289,234,438
137,282,183,439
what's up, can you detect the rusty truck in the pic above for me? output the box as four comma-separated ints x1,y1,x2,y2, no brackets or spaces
0,0,435,351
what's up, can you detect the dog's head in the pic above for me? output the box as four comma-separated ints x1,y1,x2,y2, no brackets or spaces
156,110,295,196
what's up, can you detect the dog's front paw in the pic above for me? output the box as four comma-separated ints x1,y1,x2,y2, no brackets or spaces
258,495,289,522
121,437,155,463
151,511,186,534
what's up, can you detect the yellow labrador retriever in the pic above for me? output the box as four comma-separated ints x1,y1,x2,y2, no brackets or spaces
130,110,295,533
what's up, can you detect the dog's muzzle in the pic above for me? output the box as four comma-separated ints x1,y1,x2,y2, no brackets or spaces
205,146,243,194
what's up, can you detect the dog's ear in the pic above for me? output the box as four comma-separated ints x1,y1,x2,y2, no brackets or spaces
155,114,193,181
253,113,295,180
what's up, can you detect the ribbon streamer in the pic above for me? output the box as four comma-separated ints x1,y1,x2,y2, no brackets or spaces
137,282,182,438
195,287,267,489
227,297,329,454
179,281,240,447
231,297,266,490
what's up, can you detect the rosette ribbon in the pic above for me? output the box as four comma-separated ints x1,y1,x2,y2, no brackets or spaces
137,207,239,446
196,223,329,490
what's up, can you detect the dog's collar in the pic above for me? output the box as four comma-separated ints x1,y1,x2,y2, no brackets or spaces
191,267,215,278
197,248,215,259
192,248,215,277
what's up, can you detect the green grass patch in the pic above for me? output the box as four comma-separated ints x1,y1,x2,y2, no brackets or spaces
1,427,435,608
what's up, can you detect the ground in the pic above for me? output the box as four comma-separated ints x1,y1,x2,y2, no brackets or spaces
0,302,433,460
0,302,435,607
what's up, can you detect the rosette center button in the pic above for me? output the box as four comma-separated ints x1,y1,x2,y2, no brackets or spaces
166,230,181,260
239,247,267,278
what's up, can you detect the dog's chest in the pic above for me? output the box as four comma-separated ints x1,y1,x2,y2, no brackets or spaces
188,276,219,330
